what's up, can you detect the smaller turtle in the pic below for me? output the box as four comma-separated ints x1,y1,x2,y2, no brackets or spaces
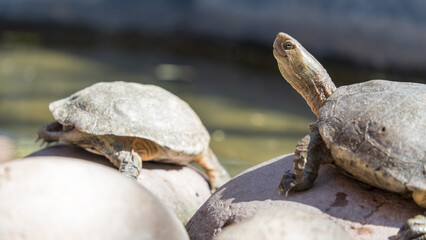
273,33,425,240
38,81,230,190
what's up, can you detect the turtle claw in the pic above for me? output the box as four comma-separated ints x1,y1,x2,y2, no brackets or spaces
278,172,296,196
37,138,51,148
396,215,426,240
39,140,46,147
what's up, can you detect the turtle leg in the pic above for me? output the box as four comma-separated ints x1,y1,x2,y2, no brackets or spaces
396,191,426,240
117,148,142,180
39,123,142,180
279,129,331,196
396,215,426,240
96,137,143,180
37,121,92,145
193,148,230,191
37,121,69,143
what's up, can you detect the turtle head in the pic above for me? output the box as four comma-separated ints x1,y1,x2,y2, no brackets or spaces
273,33,336,117
273,32,306,69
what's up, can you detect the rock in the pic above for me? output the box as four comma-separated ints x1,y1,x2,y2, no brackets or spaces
0,136,14,163
213,208,352,240
186,154,423,240
26,144,211,224
136,162,211,225
0,157,189,240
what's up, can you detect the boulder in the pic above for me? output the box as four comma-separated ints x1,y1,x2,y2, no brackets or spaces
0,136,14,163
186,154,423,240
213,208,352,240
26,144,211,224
0,157,189,240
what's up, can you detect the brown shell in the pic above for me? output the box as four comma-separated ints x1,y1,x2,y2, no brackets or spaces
318,80,426,194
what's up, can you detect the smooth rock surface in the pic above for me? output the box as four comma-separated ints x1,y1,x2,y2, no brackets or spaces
0,136,14,163
186,154,423,240
213,208,352,240
0,157,189,240
26,144,211,224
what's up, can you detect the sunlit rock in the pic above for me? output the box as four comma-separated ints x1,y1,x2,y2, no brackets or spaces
213,208,352,240
26,144,211,224
0,157,189,240
186,154,422,240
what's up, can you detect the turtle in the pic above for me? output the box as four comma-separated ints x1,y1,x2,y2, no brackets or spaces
37,81,230,190
273,32,426,240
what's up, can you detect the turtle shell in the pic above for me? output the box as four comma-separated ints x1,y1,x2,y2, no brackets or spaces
318,80,426,194
49,81,210,156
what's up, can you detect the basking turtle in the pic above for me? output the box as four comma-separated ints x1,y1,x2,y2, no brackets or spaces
37,81,230,190
273,32,425,239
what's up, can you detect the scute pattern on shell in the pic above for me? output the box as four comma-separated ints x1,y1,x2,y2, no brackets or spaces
318,80,426,193
49,81,210,155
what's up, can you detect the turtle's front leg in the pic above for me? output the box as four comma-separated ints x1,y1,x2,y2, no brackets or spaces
117,149,142,180
37,121,69,143
396,215,426,240
98,137,143,180
279,129,331,196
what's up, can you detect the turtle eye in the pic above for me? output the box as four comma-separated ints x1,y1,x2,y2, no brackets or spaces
283,41,295,50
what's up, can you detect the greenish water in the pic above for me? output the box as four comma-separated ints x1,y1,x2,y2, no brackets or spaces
1,43,423,176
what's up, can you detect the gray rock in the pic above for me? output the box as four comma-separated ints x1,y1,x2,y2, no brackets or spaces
26,144,211,225
0,136,14,163
213,208,352,240
0,157,189,240
186,154,423,240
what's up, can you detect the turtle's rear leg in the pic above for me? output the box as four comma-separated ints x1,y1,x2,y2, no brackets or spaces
193,148,230,191
396,215,426,240
396,191,426,240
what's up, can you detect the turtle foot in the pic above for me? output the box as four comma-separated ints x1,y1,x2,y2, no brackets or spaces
35,136,55,148
119,163,140,180
396,215,426,240
278,172,296,196
193,148,230,192
210,172,231,192
116,149,142,181
122,171,139,180
37,121,63,145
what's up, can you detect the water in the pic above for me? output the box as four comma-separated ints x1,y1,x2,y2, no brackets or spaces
1,43,424,176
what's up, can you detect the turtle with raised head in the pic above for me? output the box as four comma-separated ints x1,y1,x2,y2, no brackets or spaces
37,81,230,190
273,32,425,240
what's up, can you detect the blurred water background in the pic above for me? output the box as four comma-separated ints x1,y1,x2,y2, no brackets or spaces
1,0,425,176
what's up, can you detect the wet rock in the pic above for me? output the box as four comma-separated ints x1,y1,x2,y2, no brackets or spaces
186,154,422,240
26,144,211,224
213,208,352,240
0,136,14,163
0,157,189,240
